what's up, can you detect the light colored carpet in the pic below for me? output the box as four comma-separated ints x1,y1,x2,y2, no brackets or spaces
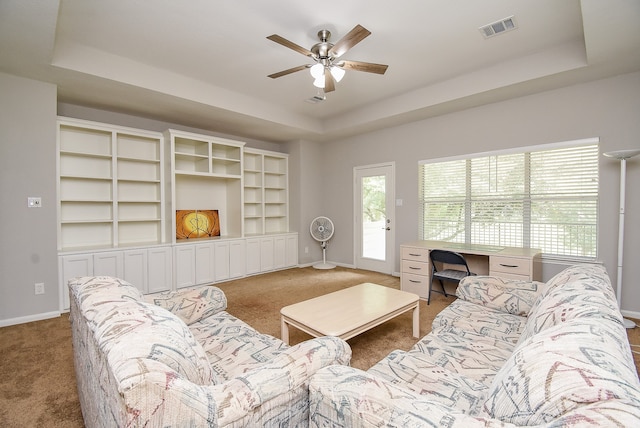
216,266,453,370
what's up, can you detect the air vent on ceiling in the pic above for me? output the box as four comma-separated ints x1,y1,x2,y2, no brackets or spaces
479,16,517,38
305,94,326,104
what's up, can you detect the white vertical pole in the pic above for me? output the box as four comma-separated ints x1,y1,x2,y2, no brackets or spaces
604,149,640,329
615,158,625,309
615,157,636,329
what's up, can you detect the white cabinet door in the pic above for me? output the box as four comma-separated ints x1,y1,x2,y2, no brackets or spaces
286,234,298,267
195,242,215,285
274,235,286,270
245,238,261,275
260,237,274,272
147,247,172,293
60,254,94,310
229,239,246,279
214,241,230,282
123,250,148,293
174,245,196,288
93,251,123,278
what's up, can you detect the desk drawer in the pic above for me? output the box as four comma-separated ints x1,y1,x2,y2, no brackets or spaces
490,256,530,277
401,273,429,299
493,271,531,281
401,246,429,262
402,259,429,276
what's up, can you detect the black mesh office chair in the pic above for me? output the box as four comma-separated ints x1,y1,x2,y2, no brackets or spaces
428,249,476,305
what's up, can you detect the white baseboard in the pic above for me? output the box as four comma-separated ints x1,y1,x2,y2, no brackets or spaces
622,309,640,321
297,262,314,268
0,311,61,328
301,261,398,274
298,261,356,269
333,262,356,269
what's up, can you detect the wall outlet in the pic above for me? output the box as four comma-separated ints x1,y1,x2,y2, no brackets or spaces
35,282,45,295
28,197,42,208
304,246,309,254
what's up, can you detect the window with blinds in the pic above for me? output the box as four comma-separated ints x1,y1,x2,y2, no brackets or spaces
419,140,599,259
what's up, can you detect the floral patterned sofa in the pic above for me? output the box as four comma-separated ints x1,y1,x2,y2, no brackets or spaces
68,276,351,427
309,264,640,427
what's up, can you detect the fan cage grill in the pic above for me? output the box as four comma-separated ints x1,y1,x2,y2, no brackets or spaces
310,216,334,241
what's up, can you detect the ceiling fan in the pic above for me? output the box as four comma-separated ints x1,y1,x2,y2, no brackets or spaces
267,25,388,93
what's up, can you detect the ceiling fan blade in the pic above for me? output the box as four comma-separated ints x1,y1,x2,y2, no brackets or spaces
340,60,388,75
268,65,309,79
267,34,314,57
329,24,371,58
324,71,336,92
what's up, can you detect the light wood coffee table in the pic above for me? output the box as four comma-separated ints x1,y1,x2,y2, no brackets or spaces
280,282,420,345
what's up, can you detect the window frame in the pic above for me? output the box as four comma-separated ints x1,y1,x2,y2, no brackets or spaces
418,137,600,261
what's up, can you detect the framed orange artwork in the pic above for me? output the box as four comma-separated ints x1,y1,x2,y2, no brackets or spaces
176,210,220,239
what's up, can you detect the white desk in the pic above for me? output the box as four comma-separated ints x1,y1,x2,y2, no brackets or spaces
400,240,541,300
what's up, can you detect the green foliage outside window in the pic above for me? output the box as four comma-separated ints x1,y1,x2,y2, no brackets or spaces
419,143,599,259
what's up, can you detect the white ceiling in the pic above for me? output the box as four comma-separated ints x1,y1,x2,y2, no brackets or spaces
1,0,639,143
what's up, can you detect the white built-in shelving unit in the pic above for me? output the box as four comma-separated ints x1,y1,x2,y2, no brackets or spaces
243,148,289,235
57,118,165,251
166,129,244,241
57,118,297,309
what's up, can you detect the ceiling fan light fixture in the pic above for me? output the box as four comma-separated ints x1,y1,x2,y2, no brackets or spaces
267,24,388,95
330,66,345,82
310,63,324,79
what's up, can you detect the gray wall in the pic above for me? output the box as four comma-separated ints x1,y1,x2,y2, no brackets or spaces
0,72,58,324
1,70,639,324
285,139,327,265
309,71,640,317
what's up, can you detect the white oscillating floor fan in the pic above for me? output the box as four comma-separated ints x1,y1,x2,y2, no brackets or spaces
310,216,335,269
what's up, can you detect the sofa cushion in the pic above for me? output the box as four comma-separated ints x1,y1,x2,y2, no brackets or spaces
310,365,499,428
368,350,489,415
189,311,288,383
432,299,526,344
516,278,623,347
91,300,214,386
526,263,609,317
146,286,227,325
544,263,609,291
410,329,514,384
456,276,544,316
483,318,640,425
544,398,640,426
71,276,143,315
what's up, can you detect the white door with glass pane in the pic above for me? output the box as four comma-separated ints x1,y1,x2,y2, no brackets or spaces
354,163,395,274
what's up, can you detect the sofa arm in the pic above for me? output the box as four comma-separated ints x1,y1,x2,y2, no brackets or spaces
309,365,516,428
122,336,351,427
456,276,545,316
211,335,351,425
145,285,227,325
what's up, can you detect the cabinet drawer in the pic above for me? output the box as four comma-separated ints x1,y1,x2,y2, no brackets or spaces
401,246,429,262
491,271,531,281
402,259,429,276
401,273,429,299
490,256,530,276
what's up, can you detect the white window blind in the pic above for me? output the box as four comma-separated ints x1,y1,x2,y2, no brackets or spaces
419,141,599,259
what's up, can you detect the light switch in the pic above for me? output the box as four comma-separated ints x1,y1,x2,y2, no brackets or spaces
28,197,42,208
